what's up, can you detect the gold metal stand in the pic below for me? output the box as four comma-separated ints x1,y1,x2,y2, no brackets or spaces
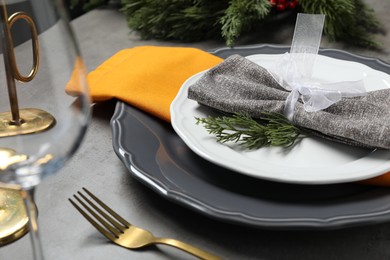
0,148,51,246
0,147,27,170
0,1,55,246
0,1,55,137
0,149,29,245
0,185,29,246
0,108,56,137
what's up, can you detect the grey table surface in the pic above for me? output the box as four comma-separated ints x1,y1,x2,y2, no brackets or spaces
2,1,390,259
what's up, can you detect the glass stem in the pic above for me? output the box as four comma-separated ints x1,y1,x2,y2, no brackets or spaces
21,187,45,260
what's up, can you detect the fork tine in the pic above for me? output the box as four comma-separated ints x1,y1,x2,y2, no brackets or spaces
82,187,131,227
68,197,117,241
77,191,126,232
71,193,122,238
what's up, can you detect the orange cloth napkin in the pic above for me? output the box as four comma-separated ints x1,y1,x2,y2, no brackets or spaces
86,46,222,122
79,45,390,186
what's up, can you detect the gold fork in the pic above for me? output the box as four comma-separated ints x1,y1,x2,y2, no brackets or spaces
69,188,221,260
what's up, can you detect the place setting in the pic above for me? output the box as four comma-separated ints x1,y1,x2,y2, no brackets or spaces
108,14,390,231
2,1,390,259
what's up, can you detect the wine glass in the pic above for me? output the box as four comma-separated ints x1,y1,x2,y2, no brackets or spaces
0,0,90,259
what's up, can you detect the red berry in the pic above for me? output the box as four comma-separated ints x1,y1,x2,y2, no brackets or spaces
288,1,297,9
278,0,286,4
276,4,286,11
269,0,277,6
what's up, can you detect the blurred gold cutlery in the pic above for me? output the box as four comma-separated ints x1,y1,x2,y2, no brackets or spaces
69,188,221,260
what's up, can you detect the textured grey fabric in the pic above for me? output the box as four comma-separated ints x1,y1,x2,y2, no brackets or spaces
188,54,390,149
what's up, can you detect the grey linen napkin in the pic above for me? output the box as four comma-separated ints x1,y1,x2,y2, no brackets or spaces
187,54,390,149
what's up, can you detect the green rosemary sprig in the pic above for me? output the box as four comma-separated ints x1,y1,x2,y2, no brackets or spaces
195,112,301,149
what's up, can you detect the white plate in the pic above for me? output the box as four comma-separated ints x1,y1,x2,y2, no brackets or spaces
170,54,390,184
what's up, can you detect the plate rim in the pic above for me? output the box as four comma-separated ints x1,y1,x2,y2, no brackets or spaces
112,100,390,230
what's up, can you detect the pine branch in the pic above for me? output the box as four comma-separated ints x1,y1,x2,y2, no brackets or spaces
195,112,301,149
120,0,227,42
220,0,272,46
120,0,272,45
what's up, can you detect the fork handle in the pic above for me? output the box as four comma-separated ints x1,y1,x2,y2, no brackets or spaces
153,237,221,260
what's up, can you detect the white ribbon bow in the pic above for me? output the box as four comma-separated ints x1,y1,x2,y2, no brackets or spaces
266,13,367,121
269,53,367,121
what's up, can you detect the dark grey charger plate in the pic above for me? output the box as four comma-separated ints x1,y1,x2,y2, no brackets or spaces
111,44,390,230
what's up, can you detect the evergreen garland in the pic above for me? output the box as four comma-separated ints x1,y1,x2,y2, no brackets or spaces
73,0,383,48
120,1,227,42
